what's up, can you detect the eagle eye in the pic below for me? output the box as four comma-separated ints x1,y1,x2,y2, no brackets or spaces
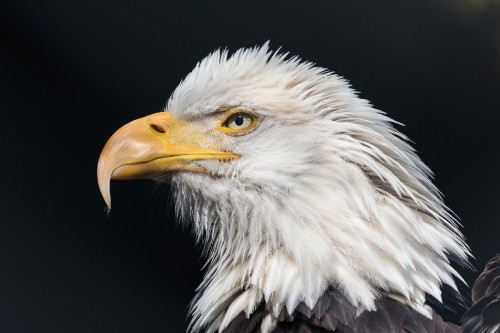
219,111,258,134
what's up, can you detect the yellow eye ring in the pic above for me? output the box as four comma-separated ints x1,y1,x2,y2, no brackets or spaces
218,111,258,134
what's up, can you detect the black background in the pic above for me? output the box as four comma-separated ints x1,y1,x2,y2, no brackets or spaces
1,1,499,332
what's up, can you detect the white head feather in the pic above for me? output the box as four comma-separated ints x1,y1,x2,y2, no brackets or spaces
165,43,470,332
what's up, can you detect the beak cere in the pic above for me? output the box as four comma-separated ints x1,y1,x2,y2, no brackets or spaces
97,112,238,208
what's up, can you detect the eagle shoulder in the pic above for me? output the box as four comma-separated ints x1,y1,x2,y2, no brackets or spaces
461,253,500,333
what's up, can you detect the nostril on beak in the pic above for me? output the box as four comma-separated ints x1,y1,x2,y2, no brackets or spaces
150,124,166,134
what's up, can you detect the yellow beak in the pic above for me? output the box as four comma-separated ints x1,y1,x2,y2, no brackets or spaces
97,112,238,208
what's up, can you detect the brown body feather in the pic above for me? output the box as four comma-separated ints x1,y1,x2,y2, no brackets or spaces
222,287,460,333
221,254,500,333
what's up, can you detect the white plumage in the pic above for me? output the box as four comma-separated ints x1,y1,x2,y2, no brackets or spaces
161,43,470,332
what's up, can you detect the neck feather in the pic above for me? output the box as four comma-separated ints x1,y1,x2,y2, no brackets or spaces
173,160,469,332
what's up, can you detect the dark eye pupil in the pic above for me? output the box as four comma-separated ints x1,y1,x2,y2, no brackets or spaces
235,116,244,126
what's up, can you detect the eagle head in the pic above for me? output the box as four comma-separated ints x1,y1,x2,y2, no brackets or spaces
97,43,470,332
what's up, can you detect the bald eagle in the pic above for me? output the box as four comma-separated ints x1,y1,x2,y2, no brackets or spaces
97,44,500,333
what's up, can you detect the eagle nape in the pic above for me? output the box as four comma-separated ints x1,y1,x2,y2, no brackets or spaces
97,44,500,333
